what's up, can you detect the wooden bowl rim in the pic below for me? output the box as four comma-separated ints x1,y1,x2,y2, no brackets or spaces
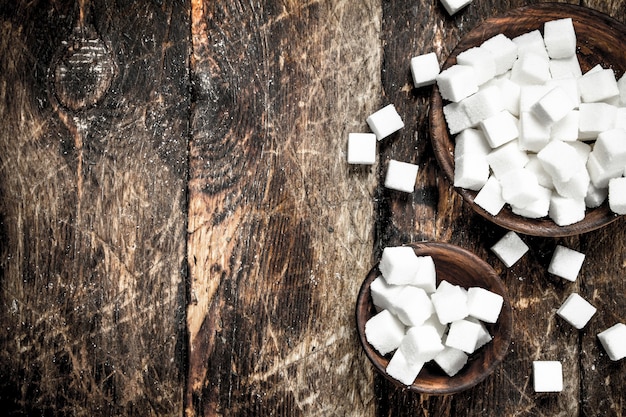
429,3,625,237
355,242,513,394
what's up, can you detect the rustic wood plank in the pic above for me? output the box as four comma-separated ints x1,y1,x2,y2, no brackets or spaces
186,0,381,415
0,1,189,415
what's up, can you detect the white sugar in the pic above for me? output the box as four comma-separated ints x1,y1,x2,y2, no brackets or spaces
410,52,440,88
557,293,596,329
365,309,406,356
597,323,626,361
347,133,376,165
366,104,404,140
548,245,585,282
491,231,529,267
384,159,419,193
533,361,563,392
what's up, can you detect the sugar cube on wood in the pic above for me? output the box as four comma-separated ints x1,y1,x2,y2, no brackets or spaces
378,246,420,285
386,348,424,386
597,323,626,361
365,309,406,356
347,133,376,165
556,293,597,329
547,245,585,282
384,159,419,193
533,361,563,392
439,0,472,16
544,18,576,59
366,104,404,140
491,231,529,267
410,52,440,88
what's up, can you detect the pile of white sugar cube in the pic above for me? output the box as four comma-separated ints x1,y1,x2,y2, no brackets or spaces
364,246,504,385
427,18,626,226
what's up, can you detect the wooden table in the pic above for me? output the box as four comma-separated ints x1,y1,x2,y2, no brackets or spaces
1,1,625,415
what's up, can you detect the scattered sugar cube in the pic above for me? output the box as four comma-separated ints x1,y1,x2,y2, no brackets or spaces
410,52,440,88
347,133,376,165
443,101,473,134
454,155,489,191
557,293,597,329
365,309,406,356
512,30,548,60
537,140,584,183
445,319,482,354
379,246,420,285
479,110,519,148
367,104,404,140
414,256,437,293
437,65,479,103
486,140,529,179
384,159,419,193
548,245,585,282
456,47,496,86
467,287,504,324
533,361,563,392
491,231,529,268
511,52,551,85
519,111,550,152
550,110,579,142
499,168,542,208
597,323,626,361
578,68,619,103
591,128,626,170
399,325,445,363
434,347,469,377
481,34,518,75
549,194,586,226
511,185,551,219
461,85,504,125
387,348,425,385
585,182,608,208
474,175,506,216
544,18,576,59
578,102,617,139
431,281,469,325
549,54,582,79
392,286,435,327
439,0,472,16
454,128,491,161
608,177,626,215
531,86,576,125
370,276,403,313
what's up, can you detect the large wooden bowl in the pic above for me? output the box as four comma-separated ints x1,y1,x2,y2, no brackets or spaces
355,242,512,394
430,4,625,237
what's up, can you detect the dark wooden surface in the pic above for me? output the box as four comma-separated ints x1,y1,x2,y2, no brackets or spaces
1,0,626,416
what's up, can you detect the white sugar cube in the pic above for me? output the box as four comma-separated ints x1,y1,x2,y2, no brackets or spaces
474,175,506,216
615,108,626,130
461,85,504,125
431,280,469,324
481,34,518,75
537,140,584,183
470,318,493,350
414,256,437,293
550,110,579,142
479,110,519,148
552,168,590,200
386,348,424,385
347,133,376,165
467,287,504,324
365,309,406,356
587,152,624,189
493,77,521,116
592,128,626,170
379,246,420,285
578,68,619,103
511,185,551,219
531,86,576,125
585,182,608,208
519,84,552,113
557,293,597,329
439,0,472,16
526,155,553,189
511,52,551,85
491,231,529,268
546,77,580,110
549,194,586,226
443,101,473,134
533,361,563,392
519,111,550,152
454,155,489,191
544,18,576,59
445,319,482,354
384,159,418,193
399,325,445,363
456,47,496,86
499,168,542,208
513,30,548,60
410,52,440,88
548,245,585,282
578,102,617,139
486,140,529,179
423,314,448,339
609,177,626,215
549,54,582,79
597,323,626,361
392,286,435,327
436,65,479,103
569,140,592,163
367,104,404,140
434,347,468,377
370,276,403,313
454,128,491,161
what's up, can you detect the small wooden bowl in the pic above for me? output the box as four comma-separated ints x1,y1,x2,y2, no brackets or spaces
429,4,625,237
355,242,512,394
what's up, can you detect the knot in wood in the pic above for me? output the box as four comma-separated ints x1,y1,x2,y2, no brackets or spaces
52,26,116,111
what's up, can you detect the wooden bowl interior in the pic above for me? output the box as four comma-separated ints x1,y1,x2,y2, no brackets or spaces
429,4,625,237
356,242,513,394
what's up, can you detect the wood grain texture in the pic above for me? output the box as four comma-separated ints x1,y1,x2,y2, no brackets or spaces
0,1,189,415
186,0,381,415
